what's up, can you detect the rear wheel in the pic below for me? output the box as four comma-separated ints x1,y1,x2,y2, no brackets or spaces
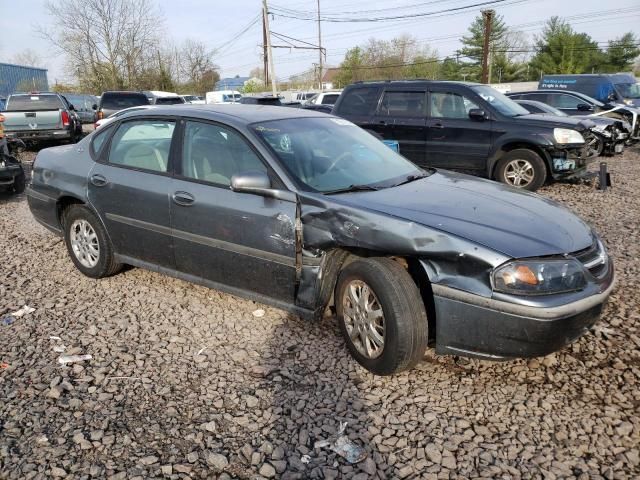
336,257,428,375
63,205,122,278
495,149,547,191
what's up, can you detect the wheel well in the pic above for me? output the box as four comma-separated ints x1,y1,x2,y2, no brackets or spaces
327,249,436,344
493,143,549,179
56,196,85,227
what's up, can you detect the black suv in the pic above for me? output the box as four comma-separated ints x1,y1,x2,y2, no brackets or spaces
94,91,150,122
333,81,593,191
506,90,639,142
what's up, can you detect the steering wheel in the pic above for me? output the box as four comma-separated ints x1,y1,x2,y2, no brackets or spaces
326,151,354,173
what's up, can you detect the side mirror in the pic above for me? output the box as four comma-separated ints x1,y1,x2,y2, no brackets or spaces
230,171,296,202
92,104,98,110
68,104,75,111
468,108,487,121
607,92,617,102
577,103,593,112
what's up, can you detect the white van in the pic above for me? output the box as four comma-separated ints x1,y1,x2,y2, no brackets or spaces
205,90,243,104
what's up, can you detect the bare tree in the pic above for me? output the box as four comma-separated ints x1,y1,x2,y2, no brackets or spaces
178,39,219,94
39,0,165,92
12,49,45,68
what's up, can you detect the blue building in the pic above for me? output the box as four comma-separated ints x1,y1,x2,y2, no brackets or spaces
215,76,250,91
0,62,49,97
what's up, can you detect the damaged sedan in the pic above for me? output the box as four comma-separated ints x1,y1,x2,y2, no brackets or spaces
27,106,615,375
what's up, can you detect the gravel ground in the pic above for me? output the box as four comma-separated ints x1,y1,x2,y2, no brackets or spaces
1,148,639,480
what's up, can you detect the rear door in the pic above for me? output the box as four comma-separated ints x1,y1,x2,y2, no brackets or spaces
425,88,492,169
88,117,177,268
371,89,427,165
170,119,297,302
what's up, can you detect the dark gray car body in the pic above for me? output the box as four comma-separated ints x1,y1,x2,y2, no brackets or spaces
26,105,615,360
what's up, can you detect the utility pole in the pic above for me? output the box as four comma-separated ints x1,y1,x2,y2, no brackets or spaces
262,0,277,96
480,9,494,84
317,0,323,91
262,10,269,86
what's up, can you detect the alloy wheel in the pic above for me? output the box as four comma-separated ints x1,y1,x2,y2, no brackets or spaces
504,159,535,187
70,219,100,268
342,280,385,359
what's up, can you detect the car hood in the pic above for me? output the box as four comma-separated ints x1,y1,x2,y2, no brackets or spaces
333,171,594,259
514,113,589,131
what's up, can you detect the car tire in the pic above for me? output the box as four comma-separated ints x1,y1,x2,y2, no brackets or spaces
495,149,547,191
13,171,26,194
335,257,428,375
63,205,122,278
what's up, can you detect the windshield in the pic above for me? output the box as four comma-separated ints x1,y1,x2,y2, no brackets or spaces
252,117,423,193
615,83,640,99
471,85,529,117
183,95,197,101
6,94,64,111
223,94,242,102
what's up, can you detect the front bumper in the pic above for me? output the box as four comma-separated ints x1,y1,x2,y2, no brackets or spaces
432,270,616,360
5,129,71,141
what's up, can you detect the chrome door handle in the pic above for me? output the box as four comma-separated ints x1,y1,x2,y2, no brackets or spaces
172,191,195,206
90,174,107,187
431,123,445,129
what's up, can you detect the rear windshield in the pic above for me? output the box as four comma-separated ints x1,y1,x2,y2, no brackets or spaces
101,93,149,110
6,94,64,111
155,97,184,105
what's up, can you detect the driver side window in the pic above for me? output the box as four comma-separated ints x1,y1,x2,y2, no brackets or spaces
180,121,267,186
430,92,479,119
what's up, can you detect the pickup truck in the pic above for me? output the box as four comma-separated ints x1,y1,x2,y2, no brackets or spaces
3,92,83,144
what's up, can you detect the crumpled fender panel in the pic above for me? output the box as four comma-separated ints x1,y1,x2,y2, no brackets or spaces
295,194,510,314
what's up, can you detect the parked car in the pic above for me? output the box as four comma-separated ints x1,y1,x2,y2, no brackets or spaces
507,89,640,143
94,91,150,122
514,99,628,156
333,81,594,191
94,105,155,129
302,103,333,114
0,115,26,194
153,96,186,105
181,95,205,104
206,90,242,104
307,91,341,106
539,73,640,108
293,92,316,104
239,96,282,106
65,93,99,123
27,105,615,375
2,92,83,144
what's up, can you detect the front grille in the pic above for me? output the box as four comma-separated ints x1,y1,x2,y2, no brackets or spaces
573,241,608,279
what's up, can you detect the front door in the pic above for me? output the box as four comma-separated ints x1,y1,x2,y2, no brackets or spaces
371,90,427,165
170,119,297,302
88,117,176,268
426,89,492,169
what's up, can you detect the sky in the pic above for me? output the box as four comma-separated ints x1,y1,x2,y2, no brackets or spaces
0,0,638,84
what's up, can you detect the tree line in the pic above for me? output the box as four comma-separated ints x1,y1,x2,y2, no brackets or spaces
334,14,640,87
37,0,220,95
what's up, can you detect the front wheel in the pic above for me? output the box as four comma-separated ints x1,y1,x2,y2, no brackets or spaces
63,205,122,278
335,257,428,375
495,149,547,191
13,171,26,194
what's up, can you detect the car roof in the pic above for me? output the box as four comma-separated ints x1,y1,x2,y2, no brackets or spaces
120,104,330,124
350,80,481,87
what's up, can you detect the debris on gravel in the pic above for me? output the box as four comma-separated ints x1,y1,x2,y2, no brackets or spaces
1,148,639,478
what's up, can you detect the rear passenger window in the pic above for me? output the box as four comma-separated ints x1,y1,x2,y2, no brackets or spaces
91,124,113,157
181,121,267,186
379,91,426,117
338,87,379,115
108,120,175,172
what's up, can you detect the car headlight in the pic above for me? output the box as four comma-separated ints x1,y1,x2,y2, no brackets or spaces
623,99,633,106
492,259,587,295
554,128,585,144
